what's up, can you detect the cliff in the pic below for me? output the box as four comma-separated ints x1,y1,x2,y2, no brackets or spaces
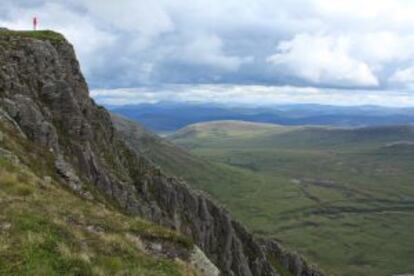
0,30,324,276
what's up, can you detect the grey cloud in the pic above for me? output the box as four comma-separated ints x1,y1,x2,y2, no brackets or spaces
1,0,414,92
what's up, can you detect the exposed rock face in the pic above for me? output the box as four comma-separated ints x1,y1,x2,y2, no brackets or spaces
190,246,220,276
264,240,325,276
0,31,325,276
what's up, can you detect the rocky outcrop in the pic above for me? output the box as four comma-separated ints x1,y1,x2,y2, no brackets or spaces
0,30,325,276
190,246,220,276
264,240,324,276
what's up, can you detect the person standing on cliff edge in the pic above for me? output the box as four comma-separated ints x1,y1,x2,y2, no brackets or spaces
33,16,37,31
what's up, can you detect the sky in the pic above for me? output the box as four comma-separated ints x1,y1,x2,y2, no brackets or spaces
2,0,414,107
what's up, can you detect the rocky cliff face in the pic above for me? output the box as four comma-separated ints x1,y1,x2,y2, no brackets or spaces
0,30,324,276
0,29,271,276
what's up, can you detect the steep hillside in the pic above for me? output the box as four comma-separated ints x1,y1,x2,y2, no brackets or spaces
112,115,326,276
0,119,198,275
168,121,414,276
0,30,323,275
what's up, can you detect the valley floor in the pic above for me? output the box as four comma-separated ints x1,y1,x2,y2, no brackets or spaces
169,122,414,276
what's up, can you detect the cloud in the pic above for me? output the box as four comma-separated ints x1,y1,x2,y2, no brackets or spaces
267,31,414,88
267,34,378,87
76,0,174,50
313,0,414,27
1,0,414,96
92,85,414,107
172,34,251,71
390,67,414,88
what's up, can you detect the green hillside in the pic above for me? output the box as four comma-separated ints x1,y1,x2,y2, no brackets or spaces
0,121,196,276
169,121,414,276
112,115,276,206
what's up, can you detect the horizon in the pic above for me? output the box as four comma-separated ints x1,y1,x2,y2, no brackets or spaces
91,84,414,108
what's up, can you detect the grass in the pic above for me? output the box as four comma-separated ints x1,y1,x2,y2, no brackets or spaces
0,122,196,276
0,30,66,43
0,158,195,276
168,122,414,276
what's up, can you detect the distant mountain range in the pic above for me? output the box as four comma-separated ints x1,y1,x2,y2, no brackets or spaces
108,102,414,132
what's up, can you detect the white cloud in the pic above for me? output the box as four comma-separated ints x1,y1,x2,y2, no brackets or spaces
174,34,250,71
79,1,173,34
267,34,378,87
76,0,174,50
92,85,414,107
314,0,395,19
390,67,414,88
353,32,412,66
313,0,414,31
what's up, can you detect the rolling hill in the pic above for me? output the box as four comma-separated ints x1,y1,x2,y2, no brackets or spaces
108,102,414,132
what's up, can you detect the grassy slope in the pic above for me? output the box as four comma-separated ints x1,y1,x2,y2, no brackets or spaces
169,121,414,276
0,121,195,275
